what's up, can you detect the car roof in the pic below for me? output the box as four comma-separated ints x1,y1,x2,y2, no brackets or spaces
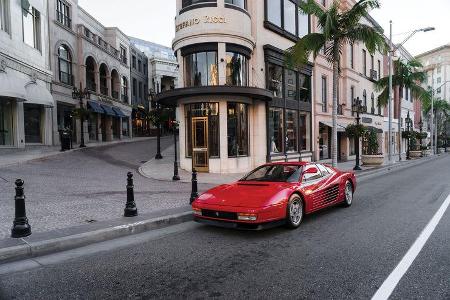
264,162,310,167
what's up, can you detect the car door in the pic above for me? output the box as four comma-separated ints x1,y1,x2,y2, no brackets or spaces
316,164,341,206
301,165,325,212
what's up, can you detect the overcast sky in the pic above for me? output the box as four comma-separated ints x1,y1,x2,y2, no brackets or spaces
78,0,449,56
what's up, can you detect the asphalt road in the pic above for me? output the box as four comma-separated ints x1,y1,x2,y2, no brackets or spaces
0,155,449,300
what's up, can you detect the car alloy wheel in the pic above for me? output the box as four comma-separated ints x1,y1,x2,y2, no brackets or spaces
286,194,303,229
343,181,353,207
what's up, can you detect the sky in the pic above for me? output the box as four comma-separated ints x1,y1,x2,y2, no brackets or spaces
78,0,450,56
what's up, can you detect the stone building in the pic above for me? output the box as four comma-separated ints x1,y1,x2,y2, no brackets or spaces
129,43,149,136
155,0,314,174
48,0,132,145
0,0,54,149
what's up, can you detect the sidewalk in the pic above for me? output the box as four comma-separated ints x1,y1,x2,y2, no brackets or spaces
0,137,155,168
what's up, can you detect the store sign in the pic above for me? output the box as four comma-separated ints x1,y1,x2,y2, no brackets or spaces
176,16,227,32
98,97,113,105
362,117,372,124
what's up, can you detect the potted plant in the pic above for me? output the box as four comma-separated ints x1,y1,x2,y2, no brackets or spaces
408,132,422,158
361,127,384,166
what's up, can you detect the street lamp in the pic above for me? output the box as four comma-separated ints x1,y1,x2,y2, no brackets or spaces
72,83,90,148
149,88,163,160
172,120,180,181
431,80,450,155
352,97,366,171
387,22,434,164
418,118,424,157
405,111,412,160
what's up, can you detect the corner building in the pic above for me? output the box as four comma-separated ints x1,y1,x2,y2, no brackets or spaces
158,0,313,173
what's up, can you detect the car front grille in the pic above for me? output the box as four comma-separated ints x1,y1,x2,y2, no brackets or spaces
201,209,237,220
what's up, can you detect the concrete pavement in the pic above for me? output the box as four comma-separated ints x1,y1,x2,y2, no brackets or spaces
0,154,448,299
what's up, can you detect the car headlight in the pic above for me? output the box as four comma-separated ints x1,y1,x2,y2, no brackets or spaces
192,208,202,216
237,213,257,221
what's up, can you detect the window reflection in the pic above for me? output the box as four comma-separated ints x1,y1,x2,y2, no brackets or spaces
226,52,248,86
269,108,283,154
286,110,298,152
227,103,248,157
268,63,283,98
225,0,246,9
184,51,218,87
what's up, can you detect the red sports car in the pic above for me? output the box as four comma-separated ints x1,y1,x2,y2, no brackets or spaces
192,162,356,230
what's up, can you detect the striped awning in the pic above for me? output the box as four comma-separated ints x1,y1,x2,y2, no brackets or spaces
112,107,127,118
87,101,104,114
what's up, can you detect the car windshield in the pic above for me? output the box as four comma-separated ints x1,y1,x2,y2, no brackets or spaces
240,165,303,183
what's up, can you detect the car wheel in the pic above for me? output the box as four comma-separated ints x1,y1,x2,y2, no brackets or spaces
285,194,304,229
342,180,353,207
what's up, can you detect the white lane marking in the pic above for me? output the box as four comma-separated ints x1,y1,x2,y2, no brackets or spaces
372,193,450,300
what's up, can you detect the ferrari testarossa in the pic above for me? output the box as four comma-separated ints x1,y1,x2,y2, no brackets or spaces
192,162,356,230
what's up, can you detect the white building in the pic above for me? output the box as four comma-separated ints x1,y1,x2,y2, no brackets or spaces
48,0,132,145
0,0,54,148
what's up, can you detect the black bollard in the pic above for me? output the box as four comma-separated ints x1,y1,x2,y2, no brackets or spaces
189,168,199,204
11,179,31,238
124,172,138,217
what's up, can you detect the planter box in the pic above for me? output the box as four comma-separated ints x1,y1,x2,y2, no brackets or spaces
361,154,384,166
409,150,422,158
438,148,446,154
422,150,432,157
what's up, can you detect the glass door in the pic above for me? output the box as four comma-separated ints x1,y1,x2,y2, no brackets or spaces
192,117,208,172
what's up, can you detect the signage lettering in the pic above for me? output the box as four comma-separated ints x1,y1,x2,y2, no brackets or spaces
176,16,226,32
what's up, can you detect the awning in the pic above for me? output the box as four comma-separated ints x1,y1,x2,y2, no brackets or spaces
24,82,54,107
87,101,105,114
0,69,27,100
112,107,127,118
320,121,346,132
100,104,116,116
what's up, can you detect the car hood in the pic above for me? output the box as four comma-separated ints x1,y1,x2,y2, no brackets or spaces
196,181,292,208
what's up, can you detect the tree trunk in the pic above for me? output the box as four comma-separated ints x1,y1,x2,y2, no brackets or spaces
331,51,339,167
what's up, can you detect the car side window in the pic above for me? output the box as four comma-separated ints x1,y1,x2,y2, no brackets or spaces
303,166,322,182
317,164,330,176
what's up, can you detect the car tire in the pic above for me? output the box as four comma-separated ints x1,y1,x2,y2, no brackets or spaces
285,194,304,229
342,180,353,207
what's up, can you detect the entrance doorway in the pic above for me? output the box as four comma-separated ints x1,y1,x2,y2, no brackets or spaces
192,117,208,172
24,104,42,144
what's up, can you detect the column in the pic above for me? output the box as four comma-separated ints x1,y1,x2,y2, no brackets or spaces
218,43,226,85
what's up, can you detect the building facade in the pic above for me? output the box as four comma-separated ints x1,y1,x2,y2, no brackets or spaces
129,43,149,136
48,0,132,146
0,0,54,149
314,1,386,162
156,0,314,174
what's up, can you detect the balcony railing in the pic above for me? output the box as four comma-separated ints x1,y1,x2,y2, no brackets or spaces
78,25,122,62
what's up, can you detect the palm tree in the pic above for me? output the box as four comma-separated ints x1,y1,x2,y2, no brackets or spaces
375,59,430,108
286,0,387,167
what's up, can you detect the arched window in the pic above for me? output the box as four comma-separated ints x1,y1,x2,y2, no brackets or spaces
58,45,72,85
121,76,128,102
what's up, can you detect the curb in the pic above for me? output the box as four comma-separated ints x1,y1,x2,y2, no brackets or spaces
0,211,192,264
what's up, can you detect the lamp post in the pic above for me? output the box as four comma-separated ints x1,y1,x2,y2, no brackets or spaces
352,97,366,171
172,120,180,181
419,118,424,157
72,83,90,148
406,111,412,160
387,22,434,164
149,88,163,160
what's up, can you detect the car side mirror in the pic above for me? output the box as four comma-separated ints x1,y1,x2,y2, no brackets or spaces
304,167,318,174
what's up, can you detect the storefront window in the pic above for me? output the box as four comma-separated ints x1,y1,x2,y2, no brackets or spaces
185,103,219,158
299,73,311,102
225,0,246,9
88,114,97,141
269,108,283,154
268,63,283,98
0,99,14,146
24,104,42,143
226,52,248,86
122,117,129,137
227,103,248,157
182,0,216,8
349,137,355,155
184,51,218,87
299,112,311,151
285,69,297,101
286,110,298,152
